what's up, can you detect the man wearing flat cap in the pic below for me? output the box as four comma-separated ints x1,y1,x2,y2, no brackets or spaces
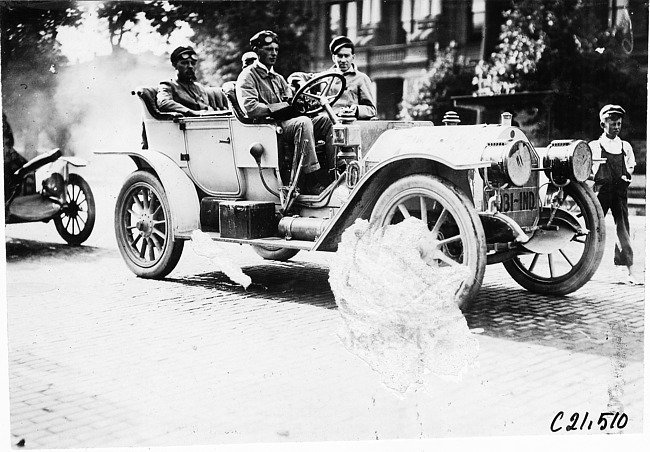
589,104,642,285
157,46,228,117
326,35,376,120
236,30,333,195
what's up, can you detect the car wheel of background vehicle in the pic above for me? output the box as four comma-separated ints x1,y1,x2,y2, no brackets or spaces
370,174,487,311
503,181,605,295
54,173,96,245
115,171,184,279
251,244,300,261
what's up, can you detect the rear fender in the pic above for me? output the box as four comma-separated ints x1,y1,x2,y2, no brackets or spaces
97,149,200,236
314,155,481,251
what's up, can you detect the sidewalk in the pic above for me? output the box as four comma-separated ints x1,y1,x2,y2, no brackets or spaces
628,173,645,216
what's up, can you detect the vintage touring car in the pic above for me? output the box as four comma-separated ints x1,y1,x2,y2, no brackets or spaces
98,73,605,310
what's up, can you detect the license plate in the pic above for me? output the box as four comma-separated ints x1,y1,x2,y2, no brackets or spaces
498,188,538,213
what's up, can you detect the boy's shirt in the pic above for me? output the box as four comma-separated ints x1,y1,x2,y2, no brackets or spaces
588,133,636,177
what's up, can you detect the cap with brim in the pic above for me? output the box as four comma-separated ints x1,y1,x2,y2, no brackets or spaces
250,31,279,48
330,36,353,54
242,51,258,63
599,104,626,121
171,46,198,64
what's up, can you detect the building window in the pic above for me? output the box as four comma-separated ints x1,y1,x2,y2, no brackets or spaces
593,0,630,29
330,3,346,37
470,0,485,42
611,0,630,28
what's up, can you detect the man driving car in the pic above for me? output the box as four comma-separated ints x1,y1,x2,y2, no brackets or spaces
235,30,332,195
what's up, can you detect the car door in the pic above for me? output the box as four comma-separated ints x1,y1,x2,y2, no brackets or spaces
183,117,243,196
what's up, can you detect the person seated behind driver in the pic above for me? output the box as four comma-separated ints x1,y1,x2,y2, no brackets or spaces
157,46,228,117
236,30,332,195
326,36,376,120
241,51,258,69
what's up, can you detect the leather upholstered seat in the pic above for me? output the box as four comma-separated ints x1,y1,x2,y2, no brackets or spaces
132,87,183,121
221,81,271,125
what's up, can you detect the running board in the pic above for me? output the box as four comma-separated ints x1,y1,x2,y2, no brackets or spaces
175,231,316,251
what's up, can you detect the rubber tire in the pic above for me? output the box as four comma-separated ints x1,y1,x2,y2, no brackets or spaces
115,171,184,279
503,181,605,295
54,173,96,245
251,244,300,261
369,174,487,311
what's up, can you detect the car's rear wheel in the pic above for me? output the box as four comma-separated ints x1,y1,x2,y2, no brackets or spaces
251,244,300,261
115,171,184,278
54,173,95,245
370,174,487,311
503,181,605,295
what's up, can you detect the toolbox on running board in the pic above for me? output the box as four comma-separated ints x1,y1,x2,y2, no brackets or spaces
200,197,221,232
219,201,276,239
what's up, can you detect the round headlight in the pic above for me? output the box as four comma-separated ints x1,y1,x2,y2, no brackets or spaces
543,140,592,184
504,141,533,186
482,140,533,187
570,141,592,182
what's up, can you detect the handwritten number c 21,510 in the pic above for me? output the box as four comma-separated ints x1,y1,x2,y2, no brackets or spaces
550,411,628,432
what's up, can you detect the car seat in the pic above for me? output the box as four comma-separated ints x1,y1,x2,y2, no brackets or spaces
133,87,183,121
221,81,268,125
132,86,183,149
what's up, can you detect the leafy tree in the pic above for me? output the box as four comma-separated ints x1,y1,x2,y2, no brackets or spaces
145,0,315,85
1,1,82,157
400,43,474,124
97,1,147,52
482,0,646,141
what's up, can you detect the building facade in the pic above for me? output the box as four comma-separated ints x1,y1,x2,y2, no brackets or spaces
305,0,648,120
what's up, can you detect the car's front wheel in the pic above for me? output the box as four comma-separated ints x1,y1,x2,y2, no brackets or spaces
115,171,184,278
503,181,605,295
369,174,487,311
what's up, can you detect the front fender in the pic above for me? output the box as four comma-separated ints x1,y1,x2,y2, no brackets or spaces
314,155,479,251
96,149,200,237
363,124,528,169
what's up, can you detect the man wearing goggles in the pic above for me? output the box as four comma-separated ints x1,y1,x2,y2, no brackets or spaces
157,46,227,117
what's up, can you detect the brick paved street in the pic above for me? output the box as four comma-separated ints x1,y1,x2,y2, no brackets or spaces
2,162,647,450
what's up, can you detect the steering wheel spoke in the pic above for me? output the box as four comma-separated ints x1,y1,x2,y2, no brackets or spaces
291,72,346,116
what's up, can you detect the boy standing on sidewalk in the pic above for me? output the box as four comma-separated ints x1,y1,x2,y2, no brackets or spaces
589,104,642,285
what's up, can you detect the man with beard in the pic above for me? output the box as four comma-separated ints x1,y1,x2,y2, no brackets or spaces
157,46,228,117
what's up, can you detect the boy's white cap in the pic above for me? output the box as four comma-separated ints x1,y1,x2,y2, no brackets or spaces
599,104,626,121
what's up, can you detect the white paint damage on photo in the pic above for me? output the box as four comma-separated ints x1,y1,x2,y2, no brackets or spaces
330,218,479,393
190,229,252,289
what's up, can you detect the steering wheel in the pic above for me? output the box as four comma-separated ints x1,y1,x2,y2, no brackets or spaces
291,72,346,116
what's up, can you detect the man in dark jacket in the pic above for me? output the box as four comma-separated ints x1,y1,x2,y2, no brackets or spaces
157,46,228,117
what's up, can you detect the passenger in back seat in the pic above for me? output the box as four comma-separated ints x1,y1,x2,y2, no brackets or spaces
157,46,228,117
